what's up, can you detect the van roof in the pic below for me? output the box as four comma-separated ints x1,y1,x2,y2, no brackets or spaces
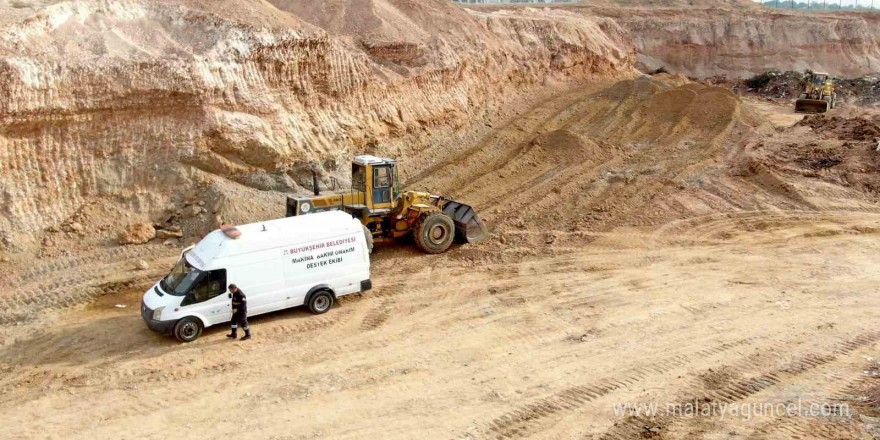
186,211,358,270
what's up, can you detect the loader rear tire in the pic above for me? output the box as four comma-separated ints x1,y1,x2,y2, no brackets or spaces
414,211,455,254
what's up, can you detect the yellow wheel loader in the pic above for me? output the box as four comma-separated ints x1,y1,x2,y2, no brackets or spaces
795,72,836,113
285,155,488,254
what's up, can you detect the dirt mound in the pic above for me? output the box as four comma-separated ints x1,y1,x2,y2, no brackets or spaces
570,78,752,149
414,77,880,260
650,72,690,87
531,129,602,164
597,76,667,100
798,114,880,142
412,77,764,253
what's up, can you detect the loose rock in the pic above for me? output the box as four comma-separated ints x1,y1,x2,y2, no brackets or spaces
156,229,183,239
119,223,156,245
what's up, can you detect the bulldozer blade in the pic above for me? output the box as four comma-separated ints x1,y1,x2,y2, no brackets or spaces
441,200,489,243
795,98,828,114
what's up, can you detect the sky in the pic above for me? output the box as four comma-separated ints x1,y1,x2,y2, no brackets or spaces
753,0,876,7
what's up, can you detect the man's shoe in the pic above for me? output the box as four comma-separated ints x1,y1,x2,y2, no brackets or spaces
226,333,237,339
240,334,251,341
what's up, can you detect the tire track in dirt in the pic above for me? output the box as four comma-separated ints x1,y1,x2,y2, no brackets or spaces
0,273,161,325
0,261,507,401
360,300,392,331
478,337,760,440
735,344,880,439
0,308,359,403
0,244,175,289
744,373,871,439
596,332,880,440
0,243,179,325
650,210,880,246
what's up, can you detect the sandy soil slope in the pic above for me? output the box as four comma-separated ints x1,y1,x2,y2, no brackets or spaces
1,78,879,439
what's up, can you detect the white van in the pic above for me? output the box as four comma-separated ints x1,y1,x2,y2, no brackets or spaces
140,211,372,342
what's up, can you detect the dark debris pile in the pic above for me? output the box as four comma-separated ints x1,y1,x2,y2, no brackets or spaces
706,71,880,106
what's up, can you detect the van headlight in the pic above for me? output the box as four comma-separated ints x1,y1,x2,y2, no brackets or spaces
152,307,165,320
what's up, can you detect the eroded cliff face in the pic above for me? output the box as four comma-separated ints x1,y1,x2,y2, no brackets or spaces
0,0,635,238
611,8,880,78
470,2,880,78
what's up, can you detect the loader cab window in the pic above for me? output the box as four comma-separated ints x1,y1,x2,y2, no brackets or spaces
352,164,366,192
182,269,227,306
372,166,393,204
813,76,826,84
392,165,401,200
374,167,391,188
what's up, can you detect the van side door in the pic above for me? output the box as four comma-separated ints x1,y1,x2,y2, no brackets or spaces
180,269,230,325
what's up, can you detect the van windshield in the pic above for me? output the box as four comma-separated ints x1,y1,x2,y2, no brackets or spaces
161,254,203,296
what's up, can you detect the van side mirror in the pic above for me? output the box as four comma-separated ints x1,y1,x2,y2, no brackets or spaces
228,293,232,299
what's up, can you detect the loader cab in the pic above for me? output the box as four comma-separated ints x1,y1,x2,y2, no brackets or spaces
811,74,828,85
351,155,401,213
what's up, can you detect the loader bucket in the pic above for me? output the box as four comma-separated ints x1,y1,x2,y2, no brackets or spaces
795,98,829,114
441,200,489,243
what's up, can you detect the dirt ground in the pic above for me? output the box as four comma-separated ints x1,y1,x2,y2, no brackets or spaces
2,79,880,440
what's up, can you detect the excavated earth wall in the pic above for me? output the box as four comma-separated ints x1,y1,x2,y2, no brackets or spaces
0,0,635,239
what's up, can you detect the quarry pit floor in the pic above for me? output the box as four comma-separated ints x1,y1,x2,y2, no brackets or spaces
2,81,879,440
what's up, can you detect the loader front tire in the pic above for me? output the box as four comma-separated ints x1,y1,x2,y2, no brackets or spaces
414,211,455,254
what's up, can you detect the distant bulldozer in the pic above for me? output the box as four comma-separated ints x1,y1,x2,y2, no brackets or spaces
795,71,837,113
286,156,488,254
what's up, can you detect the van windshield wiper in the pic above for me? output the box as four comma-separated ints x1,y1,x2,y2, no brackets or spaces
159,278,184,296
159,277,171,294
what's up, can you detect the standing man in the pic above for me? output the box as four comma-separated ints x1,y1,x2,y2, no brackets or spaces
227,284,251,341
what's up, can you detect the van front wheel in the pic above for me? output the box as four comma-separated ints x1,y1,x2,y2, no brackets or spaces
308,291,334,314
174,317,203,342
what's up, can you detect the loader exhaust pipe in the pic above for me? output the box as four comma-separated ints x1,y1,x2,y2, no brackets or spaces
312,171,320,196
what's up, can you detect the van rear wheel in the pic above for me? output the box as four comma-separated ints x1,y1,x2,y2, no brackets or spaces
308,291,334,314
174,317,203,342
